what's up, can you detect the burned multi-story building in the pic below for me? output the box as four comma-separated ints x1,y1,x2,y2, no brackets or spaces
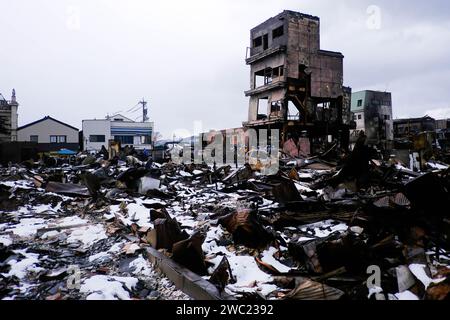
350,90,393,148
243,10,352,153
0,89,19,142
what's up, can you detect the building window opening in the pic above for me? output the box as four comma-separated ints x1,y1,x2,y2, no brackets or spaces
272,65,284,79
357,99,363,107
50,135,67,143
358,114,362,120
317,102,330,109
141,135,152,145
287,101,300,121
270,101,282,114
253,36,262,48
254,68,273,88
30,135,38,142
114,135,134,145
257,97,269,120
272,26,284,39
89,135,106,143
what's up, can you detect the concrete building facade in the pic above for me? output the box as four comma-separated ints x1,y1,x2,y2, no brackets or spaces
82,114,154,151
243,10,352,152
17,116,79,152
394,116,436,138
0,89,19,142
350,90,393,146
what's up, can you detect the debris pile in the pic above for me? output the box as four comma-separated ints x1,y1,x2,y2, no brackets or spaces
1,143,450,300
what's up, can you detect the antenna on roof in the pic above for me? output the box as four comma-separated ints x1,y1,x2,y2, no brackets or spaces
139,98,149,122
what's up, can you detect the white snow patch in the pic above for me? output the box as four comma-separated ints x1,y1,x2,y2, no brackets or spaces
179,171,192,177
88,251,110,262
209,254,275,296
129,255,155,277
300,220,348,238
2,249,44,279
408,264,446,289
80,275,138,300
6,218,48,237
41,230,60,239
0,180,34,190
427,161,449,170
56,216,88,227
261,247,291,273
109,199,152,228
395,290,419,300
0,235,12,246
367,286,383,299
67,224,107,248
33,203,61,214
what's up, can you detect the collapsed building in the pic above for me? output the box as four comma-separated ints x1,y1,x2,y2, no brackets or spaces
243,11,352,155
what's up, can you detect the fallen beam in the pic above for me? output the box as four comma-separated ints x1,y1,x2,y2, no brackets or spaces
145,247,235,300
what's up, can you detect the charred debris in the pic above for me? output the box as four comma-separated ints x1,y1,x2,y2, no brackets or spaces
0,135,449,301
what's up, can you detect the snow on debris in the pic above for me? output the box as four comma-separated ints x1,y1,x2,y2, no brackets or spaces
394,290,419,300
2,249,44,279
261,247,291,273
6,218,48,238
67,224,107,248
408,264,446,289
0,235,13,247
80,275,138,300
129,255,155,277
209,254,275,296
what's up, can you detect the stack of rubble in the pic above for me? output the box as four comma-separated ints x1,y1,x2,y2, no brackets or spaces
1,141,449,300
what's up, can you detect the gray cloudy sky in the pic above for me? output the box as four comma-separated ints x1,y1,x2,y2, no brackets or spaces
1,0,449,138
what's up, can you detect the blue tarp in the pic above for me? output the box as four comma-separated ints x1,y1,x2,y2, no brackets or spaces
57,149,77,156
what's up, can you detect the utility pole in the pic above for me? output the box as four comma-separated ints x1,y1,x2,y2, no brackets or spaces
139,98,149,122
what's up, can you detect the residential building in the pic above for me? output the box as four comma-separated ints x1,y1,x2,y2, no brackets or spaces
0,89,19,142
435,119,450,151
436,119,450,130
82,114,154,151
17,116,79,152
394,116,436,138
243,10,352,152
350,90,393,146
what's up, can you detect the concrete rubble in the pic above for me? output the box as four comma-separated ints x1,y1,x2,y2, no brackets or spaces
1,140,449,301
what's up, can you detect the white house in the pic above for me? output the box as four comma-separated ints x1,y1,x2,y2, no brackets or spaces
82,114,154,151
17,116,79,152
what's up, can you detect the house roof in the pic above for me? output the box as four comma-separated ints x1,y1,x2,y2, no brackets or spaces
394,116,436,124
17,116,79,131
109,114,134,122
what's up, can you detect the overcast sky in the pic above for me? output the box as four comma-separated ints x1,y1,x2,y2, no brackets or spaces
1,0,449,138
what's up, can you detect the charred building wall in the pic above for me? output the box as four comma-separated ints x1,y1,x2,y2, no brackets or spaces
243,10,350,152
